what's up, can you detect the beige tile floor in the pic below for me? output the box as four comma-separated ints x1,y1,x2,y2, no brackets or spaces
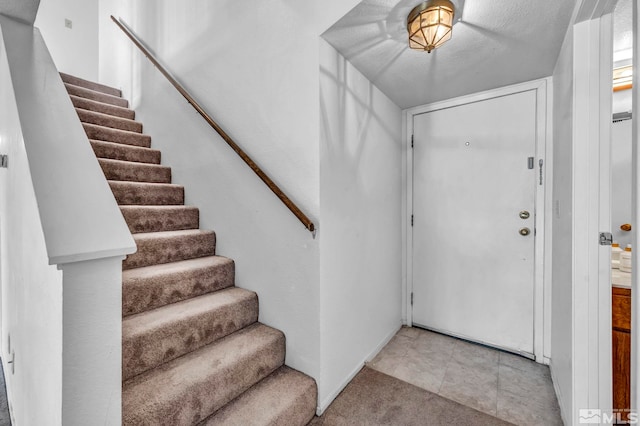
367,326,563,425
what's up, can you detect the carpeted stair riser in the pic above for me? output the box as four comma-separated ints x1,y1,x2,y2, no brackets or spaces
91,140,161,165
122,256,235,317
98,158,171,183
199,366,317,426
123,288,259,381
62,73,319,426
122,323,285,425
65,82,129,108
123,230,216,270
70,95,135,120
60,72,122,97
109,181,185,205
120,205,199,234
77,108,143,133
83,123,151,148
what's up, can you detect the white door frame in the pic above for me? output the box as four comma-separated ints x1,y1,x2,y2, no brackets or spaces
632,0,639,413
402,78,551,363
571,1,616,420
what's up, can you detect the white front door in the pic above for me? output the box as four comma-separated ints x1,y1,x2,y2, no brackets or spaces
412,90,538,356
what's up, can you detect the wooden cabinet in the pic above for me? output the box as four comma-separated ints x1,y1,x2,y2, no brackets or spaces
613,286,631,415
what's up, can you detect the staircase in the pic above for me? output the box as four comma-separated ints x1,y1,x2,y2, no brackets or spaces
60,72,318,425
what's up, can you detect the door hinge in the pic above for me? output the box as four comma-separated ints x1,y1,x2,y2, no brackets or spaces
599,232,613,246
411,292,414,306
539,159,544,185
0,154,7,168
411,135,414,148
411,215,414,227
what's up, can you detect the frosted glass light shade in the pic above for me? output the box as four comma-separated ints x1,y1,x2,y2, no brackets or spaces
407,0,455,53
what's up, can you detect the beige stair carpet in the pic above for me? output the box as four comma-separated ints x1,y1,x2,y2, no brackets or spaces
60,72,317,426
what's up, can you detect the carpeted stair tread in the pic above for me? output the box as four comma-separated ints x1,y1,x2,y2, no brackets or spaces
65,82,129,108
60,72,122,97
91,140,161,165
70,94,135,120
123,229,216,270
122,323,285,426
200,366,317,426
123,287,259,381
120,205,199,233
98,158,171,184
77,108,142,133
122,256,235,317
61,73,319,425
109,181,185,205
83,123,151,148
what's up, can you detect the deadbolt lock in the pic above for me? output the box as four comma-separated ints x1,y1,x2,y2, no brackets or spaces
519,227,531,236
519,211,530,219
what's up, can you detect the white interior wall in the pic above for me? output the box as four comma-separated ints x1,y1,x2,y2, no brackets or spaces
550,17,574,426
34,0,98,81
612,118,632,247
0,0,40,25
611,90,633,248
613,88,633,113
0,24,63,425
318,39,402,411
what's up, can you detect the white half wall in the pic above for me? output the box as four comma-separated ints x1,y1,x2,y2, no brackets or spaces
0,21,62,425
35,0,99,81
318,39,402,411
0,13,133,424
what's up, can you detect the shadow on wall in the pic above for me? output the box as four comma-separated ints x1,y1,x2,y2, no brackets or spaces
319,63,398,148
317,38,403,410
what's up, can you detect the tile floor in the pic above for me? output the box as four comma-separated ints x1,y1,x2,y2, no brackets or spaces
367,326,563,425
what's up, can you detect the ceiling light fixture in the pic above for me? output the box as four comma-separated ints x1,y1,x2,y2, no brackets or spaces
407,0,455,53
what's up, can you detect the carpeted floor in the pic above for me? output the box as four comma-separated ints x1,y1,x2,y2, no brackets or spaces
310,367,513,425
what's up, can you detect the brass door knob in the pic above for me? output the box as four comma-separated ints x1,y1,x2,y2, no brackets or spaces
519,227,531,236
621,223,632,232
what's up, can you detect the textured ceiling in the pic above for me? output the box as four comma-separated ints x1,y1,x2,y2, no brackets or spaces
0,0,40,25
323,0,576,108
613,0,632,66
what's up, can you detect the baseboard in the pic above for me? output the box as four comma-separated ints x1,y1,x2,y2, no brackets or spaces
549,360,568,426
316,322,402,416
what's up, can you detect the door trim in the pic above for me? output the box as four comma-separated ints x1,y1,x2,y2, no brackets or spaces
402,78,551,363
633,0,639,413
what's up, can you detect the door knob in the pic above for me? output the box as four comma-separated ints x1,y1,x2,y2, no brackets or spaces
519,211,530,219
519,228,531,236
